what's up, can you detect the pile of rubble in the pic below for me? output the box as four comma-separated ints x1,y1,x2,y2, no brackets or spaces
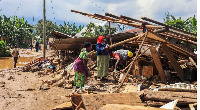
20,9,198,110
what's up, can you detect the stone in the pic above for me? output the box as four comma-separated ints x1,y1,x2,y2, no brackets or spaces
65,84,73,89
40,83,50,90
8,76,14,80
0,81,5,87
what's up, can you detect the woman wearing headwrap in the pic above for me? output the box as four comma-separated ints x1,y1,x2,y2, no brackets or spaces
74,42,92,88
96,34,110,80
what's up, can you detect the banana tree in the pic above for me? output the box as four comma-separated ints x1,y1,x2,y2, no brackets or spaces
0,15,33,48
57,21,84,37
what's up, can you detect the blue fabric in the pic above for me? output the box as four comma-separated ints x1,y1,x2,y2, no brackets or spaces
96,43,109,55
36,46,39,52
50,66,56,70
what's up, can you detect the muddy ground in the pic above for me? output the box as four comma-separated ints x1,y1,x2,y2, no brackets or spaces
0,49,72,110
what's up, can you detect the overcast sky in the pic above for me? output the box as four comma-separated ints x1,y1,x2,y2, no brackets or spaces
0,0,197,26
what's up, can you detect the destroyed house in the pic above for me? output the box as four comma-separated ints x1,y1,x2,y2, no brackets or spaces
51,10,197,83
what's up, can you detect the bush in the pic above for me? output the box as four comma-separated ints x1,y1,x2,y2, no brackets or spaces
0,40,11,57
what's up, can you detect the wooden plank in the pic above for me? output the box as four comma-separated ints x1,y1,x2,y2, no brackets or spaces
161,33,197,45
52,101,72,110
81,92,143,110
143,90,197,105
150,46,167,81
148,31,196,58
146,101,167,107
120,15,146,24
189,103,197,110
158,88,197,93
161,44,184,81
99,104,166,110
142,66,154,77
147,32,167,42
168,30,197,41
141,17,197,36
105,13,164,30
189,57,197,68
132,61,141,78
166,44,188,56
71,94,83,110
110,33,145,48
71,10,162,29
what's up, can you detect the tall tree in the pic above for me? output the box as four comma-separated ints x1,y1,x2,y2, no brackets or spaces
58,22,84,36
35,19,58,39
0,15,33,48
82,22,116,37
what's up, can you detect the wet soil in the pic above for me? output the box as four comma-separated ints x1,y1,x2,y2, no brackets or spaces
0,49,72,110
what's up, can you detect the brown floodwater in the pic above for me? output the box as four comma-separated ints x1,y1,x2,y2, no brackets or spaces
0,57,35,69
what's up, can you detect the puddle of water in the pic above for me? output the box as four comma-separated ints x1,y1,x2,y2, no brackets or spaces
0,57,35,69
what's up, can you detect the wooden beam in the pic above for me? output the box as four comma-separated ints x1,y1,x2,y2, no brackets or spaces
141,17,197,36
120,15,146,24
166,44,189,56
147,31,167,42
116,32,148,92
168,30,197,41
161,45,185,81
143,90,197,105
81,92,143,110
153,27,169,33
110,33,145,48
71,10,163,29
189,103,197,110
189,57,197,68
150,46,167,81
161,33,197,45
148,31,196,58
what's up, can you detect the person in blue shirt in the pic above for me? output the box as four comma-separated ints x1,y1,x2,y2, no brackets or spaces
96,34,110,81
35,41,39,52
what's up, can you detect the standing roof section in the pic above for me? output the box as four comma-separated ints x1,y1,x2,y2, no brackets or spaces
51,30,72,39
70,10,197,59
71,10,196,37
52,29,138,51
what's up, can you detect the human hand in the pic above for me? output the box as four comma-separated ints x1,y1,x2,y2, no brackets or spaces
106,44,110,48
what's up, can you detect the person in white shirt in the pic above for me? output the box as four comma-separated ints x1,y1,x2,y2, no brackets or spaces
113,49,133,71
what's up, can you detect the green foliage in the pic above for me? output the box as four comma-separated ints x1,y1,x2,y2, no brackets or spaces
34,20,84,43
57,22,84,36
35,19,58,39
0,15,33,48
164,12,197,35
0,40,11,57
82,22,116,37
163,12,197,51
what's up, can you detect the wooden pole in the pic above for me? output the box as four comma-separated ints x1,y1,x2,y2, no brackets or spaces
141,17,197,36
189,57,197,68
150,46,167,81
43,0,46,58
120,46,150,72
115,31,148,92
109,22,112,45
110,33,145,48
161,44,185,81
